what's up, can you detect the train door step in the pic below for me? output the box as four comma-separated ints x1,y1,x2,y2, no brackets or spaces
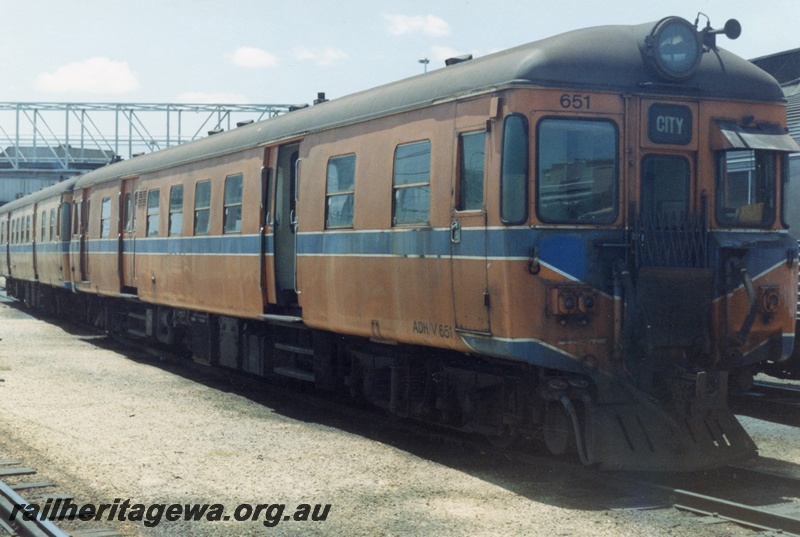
274,342,314,356
273,366,315,383
258,313,304,324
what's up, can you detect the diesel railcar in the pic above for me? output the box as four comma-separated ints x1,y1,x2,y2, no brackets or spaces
2,16,799,471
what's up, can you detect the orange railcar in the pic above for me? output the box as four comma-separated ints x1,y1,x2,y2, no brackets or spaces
3,16,799,471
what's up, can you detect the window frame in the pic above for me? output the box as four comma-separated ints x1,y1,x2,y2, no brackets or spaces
223,174,243,234
456,130,486,212
392,139,431,227
715,149,777,228
640,154,691,221
169,185,184,237
100,197,112,238
535,117,619,225
194,180,211,236
146,189,160,237
500,114,530,225
325,153,356,229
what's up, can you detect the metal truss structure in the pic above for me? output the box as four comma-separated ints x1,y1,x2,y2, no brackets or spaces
0,102,294,173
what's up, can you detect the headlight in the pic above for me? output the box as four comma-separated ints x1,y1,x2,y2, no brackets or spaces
646,17,702,81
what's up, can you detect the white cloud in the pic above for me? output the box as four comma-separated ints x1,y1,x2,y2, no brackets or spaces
383,14,451,37
294,48,349,67
36,57,139,94
177,92,250,104
232,46,279,68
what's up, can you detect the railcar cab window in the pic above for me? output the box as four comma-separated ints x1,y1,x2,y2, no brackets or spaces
325,154,356,229
194,180,211,235
223,174,243,234
169,185,184,236
457,131,485,211
393,140,431,226
716,150,776,227
536,119,617,224
146,189,160,237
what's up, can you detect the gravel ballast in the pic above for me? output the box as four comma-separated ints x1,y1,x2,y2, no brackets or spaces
1,295,798,536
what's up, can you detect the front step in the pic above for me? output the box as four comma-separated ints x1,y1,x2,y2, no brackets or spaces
584,398,756,471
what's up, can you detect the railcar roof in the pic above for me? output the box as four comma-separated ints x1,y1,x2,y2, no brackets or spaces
74,18,784,190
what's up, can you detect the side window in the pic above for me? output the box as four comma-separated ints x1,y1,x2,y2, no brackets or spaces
501,114,529,224
26,216,30,243
393,140,431,226
100,197,112,238
223,174,243,234
537,118,617,224
716,150,777,227
194,180,211,235
457,131,485,211
50,209,55,241
325,154,356,228
146,189,160,237
41,212,47,241
169,185,184,236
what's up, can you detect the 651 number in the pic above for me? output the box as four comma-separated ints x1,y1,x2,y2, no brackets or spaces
560,94,591,110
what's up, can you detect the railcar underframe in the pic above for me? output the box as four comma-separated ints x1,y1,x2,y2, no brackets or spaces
5,277,758,471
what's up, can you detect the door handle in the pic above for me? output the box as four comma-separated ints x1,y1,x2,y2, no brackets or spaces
450,220,461,244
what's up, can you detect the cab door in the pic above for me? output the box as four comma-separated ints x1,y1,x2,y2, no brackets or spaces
450,127,491,335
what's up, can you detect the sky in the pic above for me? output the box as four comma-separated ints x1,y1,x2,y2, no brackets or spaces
1,0,799,106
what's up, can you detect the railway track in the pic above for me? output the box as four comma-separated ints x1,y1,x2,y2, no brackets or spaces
644,465,800,536
0,460,120,537
730,380,800,426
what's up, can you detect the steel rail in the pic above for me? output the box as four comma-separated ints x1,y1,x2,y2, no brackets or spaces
669,487,800,536
0,479,69,537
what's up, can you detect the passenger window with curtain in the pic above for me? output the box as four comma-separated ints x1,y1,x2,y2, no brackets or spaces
146,189,160,237
169,185,184,236
716,150,776,227
537,119,617,223
100,197,112,238
393,140,431,226
325,154,355,228
223,174,243,234
457,131,485,211
194,181,211,235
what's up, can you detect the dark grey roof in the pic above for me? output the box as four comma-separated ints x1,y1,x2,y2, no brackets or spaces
74,19,785,190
